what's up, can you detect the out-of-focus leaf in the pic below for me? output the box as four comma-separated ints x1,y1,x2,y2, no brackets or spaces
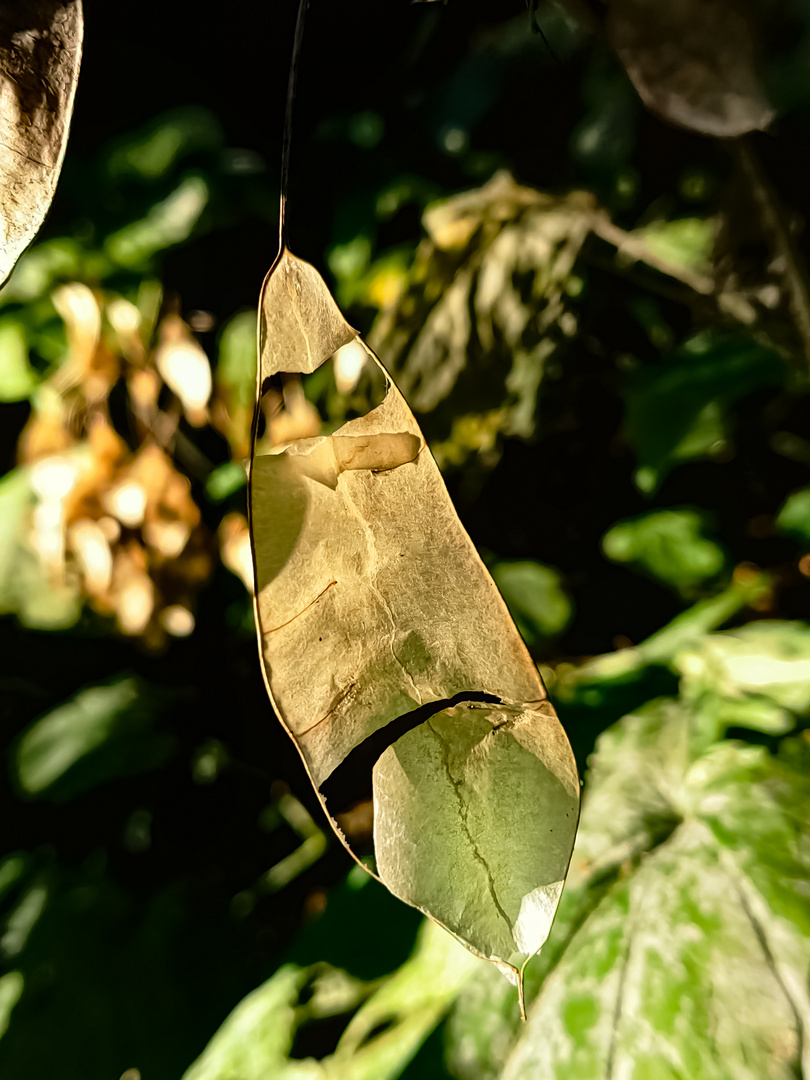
205,462,246,503
182,964,320,1080
0,468,32,609
368,172,593,468
0,1,83,288
675,620,810,730
601,508,726,593
0,972,23,1040
490,561,573,645
104,107,223,181
105,176,209,269
214,310,257,460
555,573,770,704
250,245,579,992
625,334,786,493
500,697,810,1079
639,217,715,274
0,460,80,629
12,675,176,801
155,314,212,426
0,238,84,305
0,319,36,401
776,486,810,546
607,0,774,137
182,920,475,1080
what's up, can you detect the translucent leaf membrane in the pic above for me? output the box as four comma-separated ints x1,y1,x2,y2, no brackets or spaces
249,248,579,991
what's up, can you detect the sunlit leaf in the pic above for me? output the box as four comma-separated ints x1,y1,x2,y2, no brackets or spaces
249,245,579,991
674,620,810,731
0,1,83,288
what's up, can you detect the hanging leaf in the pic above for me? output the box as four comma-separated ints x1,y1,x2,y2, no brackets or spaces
0,1,83,288
249,245,579,995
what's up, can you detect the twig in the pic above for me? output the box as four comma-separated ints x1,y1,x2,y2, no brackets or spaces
590,211,715,296
733,137,810,371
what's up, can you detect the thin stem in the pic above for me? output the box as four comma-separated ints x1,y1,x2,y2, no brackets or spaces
279,0,311,252
734,137,810,372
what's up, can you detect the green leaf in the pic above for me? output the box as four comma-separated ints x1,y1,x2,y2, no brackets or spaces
214,310,257,459
640,217,715,273
555,574,769,705
674,620,810,726
0,320,37,402
12,676,176,801
776,486,810,546
182,921,476,1080
602,508,726,593
499,697,810,1079
104,107,223,182
625,334,786,493
490,561,573,644
105,176,209,269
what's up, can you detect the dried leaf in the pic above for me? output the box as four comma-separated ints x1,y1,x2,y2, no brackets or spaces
0,1,83,287
607,0,774,137
250,246,579,989
368,172,593,468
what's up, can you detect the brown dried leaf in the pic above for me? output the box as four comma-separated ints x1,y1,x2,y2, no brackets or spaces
250,246,579,990
0,1,83,287
607,0,774,137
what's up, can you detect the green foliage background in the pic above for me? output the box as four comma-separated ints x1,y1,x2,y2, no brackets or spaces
2,1,810,1077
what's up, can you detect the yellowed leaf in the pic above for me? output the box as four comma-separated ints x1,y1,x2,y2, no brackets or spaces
249,246,579,994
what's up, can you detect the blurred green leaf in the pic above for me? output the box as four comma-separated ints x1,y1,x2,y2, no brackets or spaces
776,486,810,545
205,462,246,503
602,508,726,593
625,334,786,493
105,176,209,269
104,107,223,182
0,469,32,610
0,320,36,402
0,972,23,1041
674,620,810,728
556,573,770,705
491,561,573,644
639,217,715,273
183,920,476,1080
12,676,176,801
499,699,810,1079
214,310,256,459
0,239,85,306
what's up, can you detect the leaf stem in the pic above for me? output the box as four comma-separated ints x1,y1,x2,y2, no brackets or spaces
279,0,311,252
